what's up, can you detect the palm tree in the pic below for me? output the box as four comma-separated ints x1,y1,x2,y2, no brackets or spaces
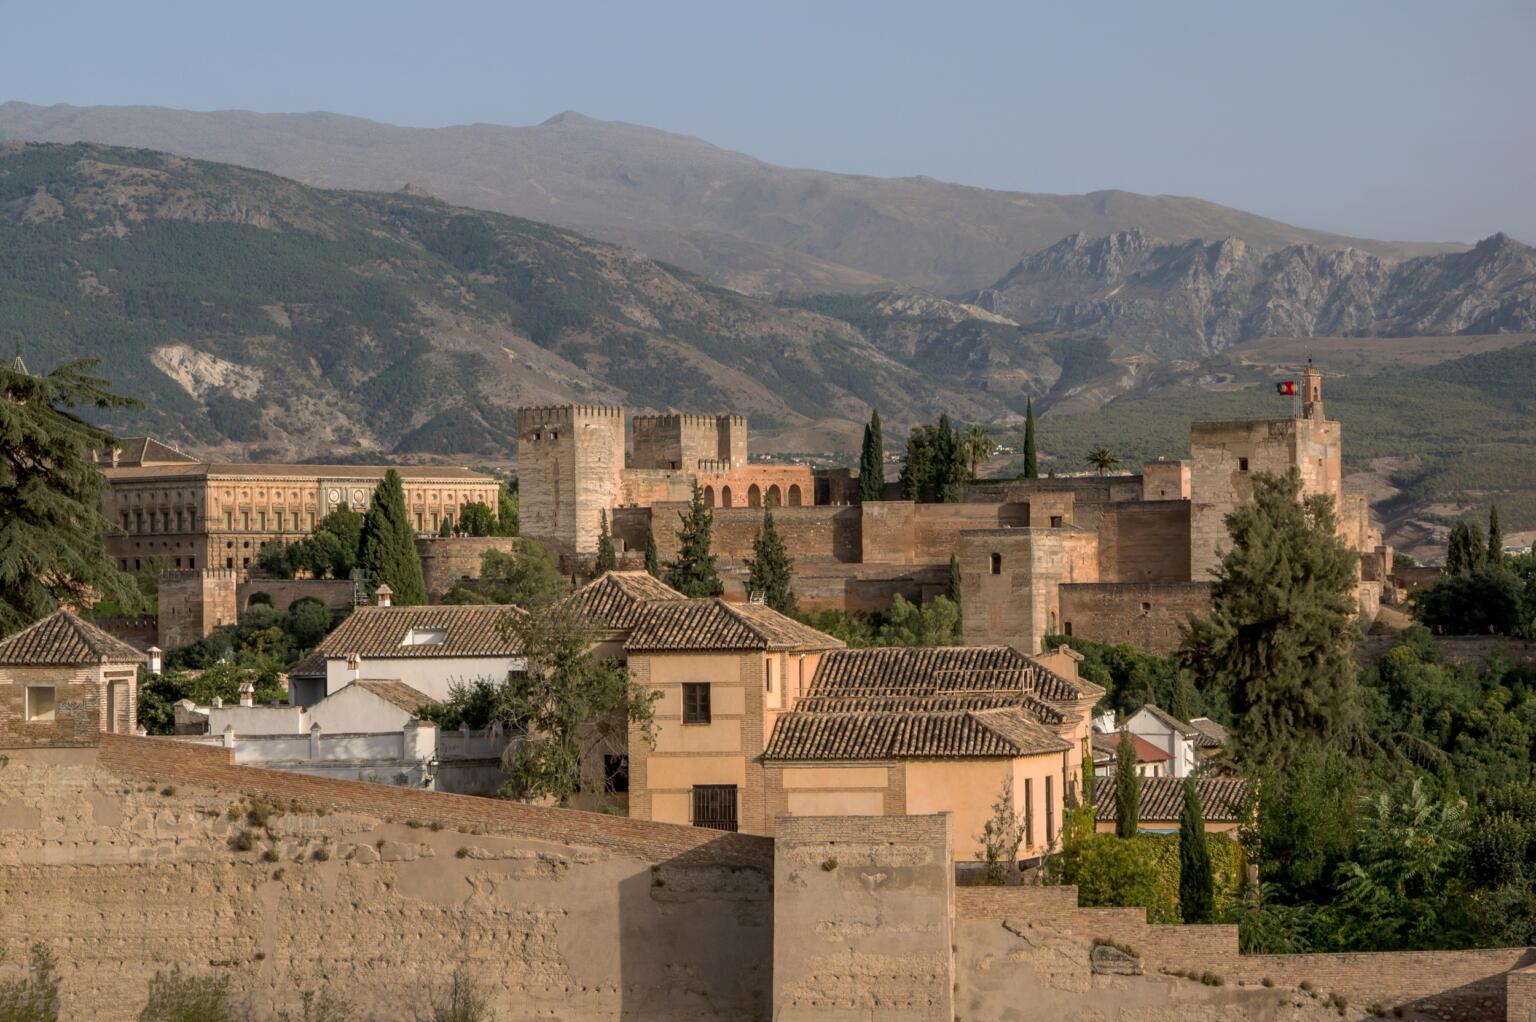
1086,446,1120,476
961,424,997,479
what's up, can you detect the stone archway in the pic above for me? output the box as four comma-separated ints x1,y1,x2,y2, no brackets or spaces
787,484,803,506
721,486,733,508
747,484,761,508
703,485,716,507
766,485,782,508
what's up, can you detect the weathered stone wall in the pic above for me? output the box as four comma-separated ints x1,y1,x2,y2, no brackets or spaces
959,529,1073,654
626,504,860,566
861,502,1030,566
1090,501,1192,582
0,664,137,747
1142,460,1191,500
413,536,524,600
157,568,240,650
1058,581,1214,653
517,405,626,554
0,737,772,1021
772,814,953,1021
237,577,355,614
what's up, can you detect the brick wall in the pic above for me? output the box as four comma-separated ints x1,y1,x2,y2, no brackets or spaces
414,536,524,599
1091,500,1192,582
0,664,137,747
1058,582,1213,653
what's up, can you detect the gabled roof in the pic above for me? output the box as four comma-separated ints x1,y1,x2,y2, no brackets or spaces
314,605,523,658
565,571,687,631
805,646,1102,707
763,705,1070,762
106,436,200,466
0,610,144,666
1187,717,1229,748
1091,731,1172,764
1131,703,1199,738
1092,775,1247,824
286,651,327,680
352,680,439,715
625,599,843,653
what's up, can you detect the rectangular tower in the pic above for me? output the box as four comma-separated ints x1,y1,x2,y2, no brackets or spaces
516,405,626,554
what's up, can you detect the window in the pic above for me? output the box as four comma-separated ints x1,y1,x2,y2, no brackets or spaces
1063,621,1073,637
258,511,267,531
1238,457,1250,472
603,754,630,794
1024,778,1034,848
1045,776,1055,844
403,627,447,647
242,511,250,530
416,512,424,530
307,512,315,529
120,512,129,531
224,511,234,530
1049,515,1064,529
691,784,738,832
1140,601,1152,615
189,557,196,569
188,510,196,531
682,683,711,724
990,553,1002,575
226,557,234,569
24,685,56,722
291,512,300,530
176,510,184,532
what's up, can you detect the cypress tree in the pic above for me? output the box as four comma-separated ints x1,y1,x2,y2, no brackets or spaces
1113,727,1141,838
1180,470,1360,767
664,483,724,597
745,511,796,614
1446,522,1470,574
1468,522,1488,572
1023,397,1039,479
935,414,965,502
359,469,427,604
858,410,885,503
947,554,962,603
1178,776,1215,923
898,425,930,501
595,510,617,574
1081,737,1096,807
1488,505,1504,566
643,521,660,578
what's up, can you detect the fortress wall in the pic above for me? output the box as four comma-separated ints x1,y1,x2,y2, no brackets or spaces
236,577,355,614
1091,500,1193,582
413,536,524,599
0,738,771,1021
632,504,859,566
157,569,240,649
1058,581,1213,653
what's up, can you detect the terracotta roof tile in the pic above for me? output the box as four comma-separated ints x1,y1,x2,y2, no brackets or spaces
314,605,523,658
763,706,1069,761
1188,717,1229,748
565,571,687,631
1091,731,1172,763
286,651,327,680
0,610,145,666
352,680,440,714
1092,775,1247,823
625,599,843,653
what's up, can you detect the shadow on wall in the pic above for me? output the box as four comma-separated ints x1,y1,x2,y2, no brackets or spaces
618,836,773,1019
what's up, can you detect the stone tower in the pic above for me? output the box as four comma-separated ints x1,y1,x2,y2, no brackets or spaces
516,405,627,554
631,414,748,471
156,568,240,650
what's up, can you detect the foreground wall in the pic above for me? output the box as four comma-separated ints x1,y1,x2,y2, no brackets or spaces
0,737,772,1021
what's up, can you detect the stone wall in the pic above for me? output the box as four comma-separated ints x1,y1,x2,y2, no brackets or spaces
1059,582,1214,653
772,814,953,1021
238,577,355,614
623,504,860,566
414,536,524,600
517,405,627,554
861,502,1030,566
157,568,240,650
1090,501,1192,582
958,528,1098,654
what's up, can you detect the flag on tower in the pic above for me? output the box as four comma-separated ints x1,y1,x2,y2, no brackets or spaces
1276,380,1297,395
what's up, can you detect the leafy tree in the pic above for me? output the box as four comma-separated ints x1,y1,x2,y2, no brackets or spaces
663,483,723,597
306,505,364,578
1086,446,1120,476
1,357,140,632
358,470,426,604
975,775,1026,884
594,510,617,574
437,517,453,538
458,501,497,537
876,595,961,646
443,543,568,610
1178,777,1215,923
1022,396,1039,479
1488,505,1504,566
1180,470,1361,766
0,942,60,1022
284,597,333,648
1048,806,1167,919
744,511,795,614
258,539,297,578
496,485,519,536
496,601,658,805
1113,727,1141,838
642,522,660,578
1238,746,1358,904
858,409,885,503
1411,567,1527,636
417,678,502,731
960,423,997,479
137,967,236,1022
898,416,966,502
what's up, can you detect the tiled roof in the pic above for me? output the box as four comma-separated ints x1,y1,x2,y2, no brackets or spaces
1132,703,1199,738
314,605,523,658
1092,775,1248,823
107,436,200,466
565,571,687,630
286,651,327,680
1188,717,1229,748
763,706,1070,761
353,680,439,714
625,599,843,653
805,646,1101,707
0,610,145,666
1091,731,1172,763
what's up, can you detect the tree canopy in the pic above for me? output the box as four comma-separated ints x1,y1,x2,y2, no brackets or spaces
744,511,796,615
664,483,723,597
858,409,885,503
358,470,426,604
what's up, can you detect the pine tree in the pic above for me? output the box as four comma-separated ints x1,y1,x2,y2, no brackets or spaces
1178,777,1215,923
1113,727,1141,838
1180,470,1360,767
0,357,140,631
1023,397,1039,479
359,469,427,604
1488,505,1504,566
858,409,885,503
745,511,796,614
594,510,617,574
664,483,724,597
643,522,660,578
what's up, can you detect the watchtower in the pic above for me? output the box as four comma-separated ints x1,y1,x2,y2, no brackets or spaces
516,405,627,554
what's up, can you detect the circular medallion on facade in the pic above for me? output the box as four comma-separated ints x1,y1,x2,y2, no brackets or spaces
327,488,340,503
352,488,365,503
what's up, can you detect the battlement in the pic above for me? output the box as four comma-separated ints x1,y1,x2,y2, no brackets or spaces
517,404,626,428
695,458,732,473
632,412,736,428
158,567,240,582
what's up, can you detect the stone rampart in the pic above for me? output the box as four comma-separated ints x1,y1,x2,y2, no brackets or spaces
414,536,523,599
1058,581,1214,653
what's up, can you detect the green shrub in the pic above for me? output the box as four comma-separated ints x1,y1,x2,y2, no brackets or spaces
0,943,61,1022
137,967,236,1022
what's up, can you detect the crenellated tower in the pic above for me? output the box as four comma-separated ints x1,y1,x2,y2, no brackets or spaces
516,405,627,554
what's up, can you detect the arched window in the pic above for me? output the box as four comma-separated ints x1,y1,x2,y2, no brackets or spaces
703,485,715,507
787,484,802,506
748,484,761,508
990,553,1002,575
721,486,733,508
766,484,782,508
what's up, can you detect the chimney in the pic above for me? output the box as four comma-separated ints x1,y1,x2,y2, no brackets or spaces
375,583,394,608
238,679,255,707
346,653,362,683
111,447,121,467
147,646,163,676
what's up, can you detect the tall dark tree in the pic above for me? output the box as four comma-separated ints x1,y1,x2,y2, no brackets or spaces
358,469,427,604
745,511,796,614
1023,397,1040,479
858,409,885,503
1178,777,1215,923
594,510,617,574
1446,522,1471,575
664,483,723,597
1180,470,1361,767
898,424,931,501
1114,727,1141,838
1488,505,1504,566
947,553,962,603
934,414,965,501
0,357,139,631
1468,522,1488,572
643,522,660,578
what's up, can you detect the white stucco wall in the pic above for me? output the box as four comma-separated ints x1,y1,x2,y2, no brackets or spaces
308,684,419,733
323,655,526,701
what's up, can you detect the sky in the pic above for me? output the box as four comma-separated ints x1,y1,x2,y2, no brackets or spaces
2,0,1532,244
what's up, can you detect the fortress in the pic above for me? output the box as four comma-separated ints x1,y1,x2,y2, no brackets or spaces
518,365,1391,653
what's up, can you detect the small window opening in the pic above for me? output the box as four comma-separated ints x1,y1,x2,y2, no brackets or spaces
1049,515,1064,528
403,627,447,647
25,686,56,722
1238,457,1250,472
682,682,712,724
990,553,1002,575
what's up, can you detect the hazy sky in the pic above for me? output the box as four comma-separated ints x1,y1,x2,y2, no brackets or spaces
3,0,1532,244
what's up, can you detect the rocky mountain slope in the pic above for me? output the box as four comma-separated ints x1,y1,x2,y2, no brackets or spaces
0,102,1456,297
968,229,1536,358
